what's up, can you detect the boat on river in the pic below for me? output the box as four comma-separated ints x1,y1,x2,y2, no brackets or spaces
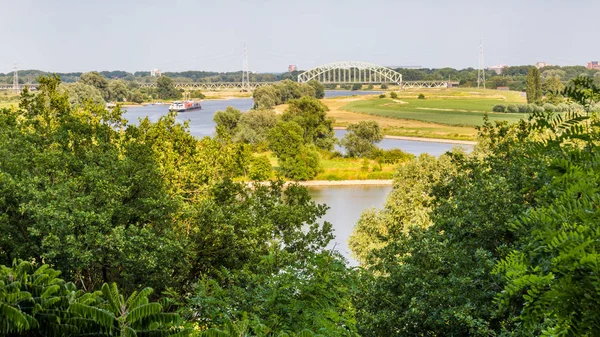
169,100,202,112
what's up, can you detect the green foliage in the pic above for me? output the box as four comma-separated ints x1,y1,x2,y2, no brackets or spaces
418,93,425,99
156,75,181,100
253,80,320,109
184,252,357,337
389,91,398,99
248,155,272,181
340,121,384,157
351,83,362,91
307,80,325,99
378,94,385,99
380,83,388,89
233,109,279,147
79,71,109,100
108,79,129,102
526,67,542,103
214,106,242,140
507,104,518,113
282,96,335,151
0,260,189,337
492,104,506,112
60,82,106,106
369,148,414,164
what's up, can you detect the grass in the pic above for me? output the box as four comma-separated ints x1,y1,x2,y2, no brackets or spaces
317,88,529,140
344,98,527,127
261,151,400,181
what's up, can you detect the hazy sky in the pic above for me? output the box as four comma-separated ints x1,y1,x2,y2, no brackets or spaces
2,0,599,73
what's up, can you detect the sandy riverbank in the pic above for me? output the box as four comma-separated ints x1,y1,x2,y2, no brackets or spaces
332,127,477,145
249,180,394,187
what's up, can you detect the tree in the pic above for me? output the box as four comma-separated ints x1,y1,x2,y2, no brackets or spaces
213,106,243,140
248,155,272,181
108,79,129,102
60,82,105,106
233,108,279,147
282,96,335,151
79,71,109,100
351,83,362,91
340,121,384,157
307,80,325,99
268,121,321,180
156,75,180,100
526,67,542,103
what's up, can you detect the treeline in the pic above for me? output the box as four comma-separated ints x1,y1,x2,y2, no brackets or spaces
349,78,600,335
0,69,301,84
396,65,600,90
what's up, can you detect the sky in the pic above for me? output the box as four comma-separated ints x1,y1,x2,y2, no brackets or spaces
1,0,599,74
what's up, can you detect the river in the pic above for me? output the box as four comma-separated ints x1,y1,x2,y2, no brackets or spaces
122,92,471,266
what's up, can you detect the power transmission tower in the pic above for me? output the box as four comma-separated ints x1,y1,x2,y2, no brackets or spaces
13,64,19,94
477,39,485,89
242,43,250,91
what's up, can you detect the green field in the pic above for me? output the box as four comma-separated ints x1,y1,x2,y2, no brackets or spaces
342,97,527,127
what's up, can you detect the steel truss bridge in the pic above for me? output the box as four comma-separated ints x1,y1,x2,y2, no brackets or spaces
297,61,450,89
137,82,276,90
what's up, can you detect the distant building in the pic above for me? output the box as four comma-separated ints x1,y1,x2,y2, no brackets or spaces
588,61,600,70
536,62,548,69
488,64,507,74
288,65,297,72
150,68,162,77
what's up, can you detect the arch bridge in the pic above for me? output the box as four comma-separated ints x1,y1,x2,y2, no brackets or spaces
298,61,402,85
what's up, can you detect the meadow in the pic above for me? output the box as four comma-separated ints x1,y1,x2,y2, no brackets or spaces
320,88,529,140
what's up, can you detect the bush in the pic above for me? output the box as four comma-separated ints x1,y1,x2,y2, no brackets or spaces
367,84,374,90
492,104,506,113
379,94,386,99
518,104,530,113
390,91,398,99
530,104,544,113
506,104,518,113
542,103,557,112
370,148,414,164
418,93,425,99
249,155,272,181
557,103,570,112
360,159,370,172
351,83,363,91
380,83,389,89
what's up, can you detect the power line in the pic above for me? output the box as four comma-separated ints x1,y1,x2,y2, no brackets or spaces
477,39,485,89
13,64,19,94
242,42,250,91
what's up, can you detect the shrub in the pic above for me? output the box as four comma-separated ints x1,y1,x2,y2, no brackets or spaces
492,104,506,113
517,104,530,113
360,159,370,172
370,148,414,164
507,104,518,113
367,84,374,90
557,103,570,112
351,83,363,91
418,93,425,99
542,103,557,112
379,94,386,99
390,91,398,99
249,155,272,181
380,83,389,89
531,104,544,113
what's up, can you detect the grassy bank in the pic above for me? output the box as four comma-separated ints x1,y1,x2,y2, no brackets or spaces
261,152,401,181
319,88,528,141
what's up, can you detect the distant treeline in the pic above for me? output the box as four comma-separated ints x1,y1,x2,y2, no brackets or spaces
2,65,599,90
0,69,301,84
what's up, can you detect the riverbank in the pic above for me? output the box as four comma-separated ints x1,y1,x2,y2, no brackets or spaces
250,179,394,187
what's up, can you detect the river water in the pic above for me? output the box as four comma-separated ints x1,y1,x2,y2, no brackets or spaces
122,92,470,265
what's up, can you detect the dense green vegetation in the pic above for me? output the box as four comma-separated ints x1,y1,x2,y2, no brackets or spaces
2,74,600,336
349,78,600,336
0,76,355,336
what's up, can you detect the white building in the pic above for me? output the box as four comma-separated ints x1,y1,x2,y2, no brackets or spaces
150,68,162,77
